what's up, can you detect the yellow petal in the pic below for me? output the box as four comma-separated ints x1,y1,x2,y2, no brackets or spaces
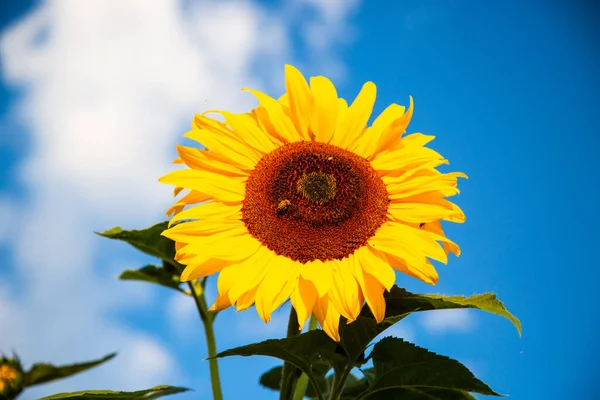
370,144,443,173
272,272,301,314
290,277,318,330
285,64,313,141
370,222,448,265
385,172,467,200
255,256,300,322
208,291,232,312
225,247,271,304
373,97,414,156
188,115,260,167
166,191,211,218
169,201,242,227
328,258,362,322
278,93,290,108
350,103,405,158
244,88,302,143
218,257,262,300
236,285,260,311
355,245,396,290
176,145,249,177
300,259,333,298
313,296,341,342
159,169,246,203
309,76,339,143
162,219,246,243
251,106,287,146
176,234,262,272
373,247,439,285
173,186,185,196
331,82,377,149
334,98,348,141
351,255,386,323
422,221,461,256
388,200,466,224
216,111,278,155
180,258,229,281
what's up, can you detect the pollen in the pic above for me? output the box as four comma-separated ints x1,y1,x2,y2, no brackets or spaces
296,171,337,204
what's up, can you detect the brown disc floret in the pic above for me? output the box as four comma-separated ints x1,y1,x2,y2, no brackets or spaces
242,141,389,263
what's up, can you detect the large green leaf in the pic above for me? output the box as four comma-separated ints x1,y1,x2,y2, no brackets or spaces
38,385,189,399
119,264,186,294
214,330,342,396
338,286,521,367
23,353,116,387
98,222,181,270
387,288,521,334
357,337,499,398
215,330,339,370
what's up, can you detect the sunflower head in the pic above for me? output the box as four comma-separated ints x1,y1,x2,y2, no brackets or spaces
160,64,466,341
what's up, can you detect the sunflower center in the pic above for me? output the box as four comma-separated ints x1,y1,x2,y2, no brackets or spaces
242,141,389,263
296,171,337,204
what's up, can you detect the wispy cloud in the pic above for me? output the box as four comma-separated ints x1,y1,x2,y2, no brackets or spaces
0,0,361,398
419,309,476,334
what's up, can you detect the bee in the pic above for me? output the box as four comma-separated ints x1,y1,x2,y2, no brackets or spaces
277,199,291,214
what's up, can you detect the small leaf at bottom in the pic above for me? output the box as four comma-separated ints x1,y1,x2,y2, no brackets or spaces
38,385,188,399
24,353,116,387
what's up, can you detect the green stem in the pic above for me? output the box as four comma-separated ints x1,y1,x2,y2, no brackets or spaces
280,307,302,400
188,281,223,400
328,366,352,400
293,315,318,400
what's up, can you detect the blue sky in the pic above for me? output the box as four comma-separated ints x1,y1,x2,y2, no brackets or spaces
0,1,598,399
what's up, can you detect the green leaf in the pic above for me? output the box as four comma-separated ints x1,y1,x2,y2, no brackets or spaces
259,366,329,397
38,385,189,399
119,264,185,293
338,286,521,367
215,330,342,395
98,222,181,270
259,366,282,391
416,292,521,335
360,337,499,398
378,286,520,334
23,353,116,387
214,330,338,371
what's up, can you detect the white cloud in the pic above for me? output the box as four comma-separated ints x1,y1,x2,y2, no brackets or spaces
0,0,361,398
291,0,360,80
372,321,415,344
234,304,290,341
0,196,17,244
166,290,198,340
419,309,476,334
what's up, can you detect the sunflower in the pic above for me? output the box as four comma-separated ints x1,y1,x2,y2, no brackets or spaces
160,65,465,341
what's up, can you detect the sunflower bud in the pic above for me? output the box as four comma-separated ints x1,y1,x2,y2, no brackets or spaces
0,354,24,399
